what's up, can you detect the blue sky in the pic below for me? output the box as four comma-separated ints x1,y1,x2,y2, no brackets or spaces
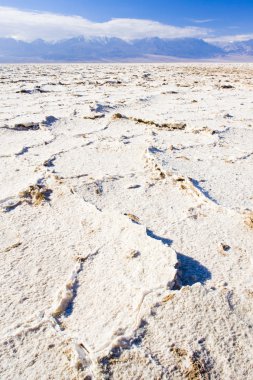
0,1,253,42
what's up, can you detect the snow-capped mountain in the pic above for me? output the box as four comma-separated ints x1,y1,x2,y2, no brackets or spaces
210,39,253,56
215,39,253,55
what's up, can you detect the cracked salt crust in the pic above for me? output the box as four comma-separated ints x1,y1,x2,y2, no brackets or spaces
0,63,253,379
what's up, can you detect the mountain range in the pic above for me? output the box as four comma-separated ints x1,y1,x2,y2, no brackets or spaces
214,39,253,56
0,36,253,62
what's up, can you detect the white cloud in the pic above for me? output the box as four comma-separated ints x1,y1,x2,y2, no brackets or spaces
206,34,253,44
190,19,216,24
0,6,210,41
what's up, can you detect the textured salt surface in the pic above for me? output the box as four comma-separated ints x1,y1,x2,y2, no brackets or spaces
0,63,253,379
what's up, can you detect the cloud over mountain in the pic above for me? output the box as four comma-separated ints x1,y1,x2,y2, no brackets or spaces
0,6,210,42
1,6,253,62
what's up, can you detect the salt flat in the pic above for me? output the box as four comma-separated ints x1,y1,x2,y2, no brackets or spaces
0,63,253,379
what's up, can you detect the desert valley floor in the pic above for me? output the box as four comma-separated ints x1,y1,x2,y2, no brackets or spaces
0,63,253,379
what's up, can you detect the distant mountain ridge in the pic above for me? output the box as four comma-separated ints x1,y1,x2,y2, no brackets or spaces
1,36,253,62
0,36,224,62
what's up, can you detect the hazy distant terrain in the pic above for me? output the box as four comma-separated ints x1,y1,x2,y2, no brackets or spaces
1,36,253,62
